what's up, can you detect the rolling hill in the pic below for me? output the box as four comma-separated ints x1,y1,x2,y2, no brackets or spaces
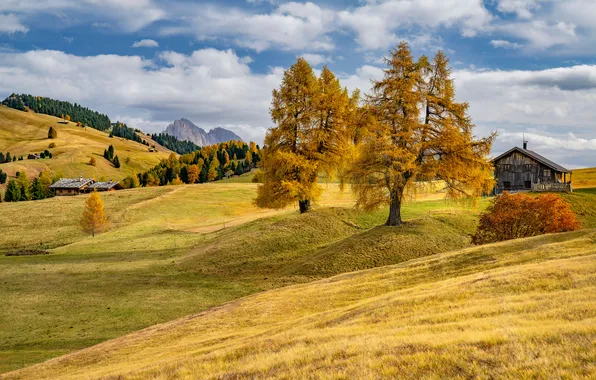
0,105,171,182
5,228,595,379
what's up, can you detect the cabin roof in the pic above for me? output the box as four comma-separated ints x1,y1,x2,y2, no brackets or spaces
87,181,121,190
49,178,94,189
493,147,570,173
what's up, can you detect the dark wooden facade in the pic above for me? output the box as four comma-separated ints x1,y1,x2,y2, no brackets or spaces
493,146,571,194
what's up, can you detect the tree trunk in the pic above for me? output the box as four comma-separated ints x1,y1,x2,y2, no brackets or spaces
386,193,402,226
299,199,311,213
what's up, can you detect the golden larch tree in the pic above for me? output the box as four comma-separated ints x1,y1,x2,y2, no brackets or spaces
351,43,495,226
81,190,107,237
256,59,352,213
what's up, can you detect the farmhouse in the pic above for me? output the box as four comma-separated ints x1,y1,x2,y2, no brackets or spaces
50,177,94,196
85,180,123,192
493,142,572,194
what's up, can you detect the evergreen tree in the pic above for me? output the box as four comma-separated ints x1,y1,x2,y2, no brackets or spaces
17,172,31,201
5,152,11,163
39,170,53,198
0,169,7,184
31,177,45,200
113,155,121,168
4,179,20,202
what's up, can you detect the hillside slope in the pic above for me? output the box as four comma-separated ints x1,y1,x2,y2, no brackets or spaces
7,229,595,379
0,105,171,180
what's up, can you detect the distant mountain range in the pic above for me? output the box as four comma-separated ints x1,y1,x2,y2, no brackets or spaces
163,118,243,146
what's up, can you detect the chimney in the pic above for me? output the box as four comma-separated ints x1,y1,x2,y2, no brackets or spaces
523,140,528,150
79,175,83,182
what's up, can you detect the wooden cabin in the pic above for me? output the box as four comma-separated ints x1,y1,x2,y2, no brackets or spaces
85,180,123,192
493,142,572,194
50,177,95,196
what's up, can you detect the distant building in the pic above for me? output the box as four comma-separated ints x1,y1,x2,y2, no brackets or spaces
85,180,123,192
493,141,572,194
27,153,41,160
50,177,123,196
50,176,94,196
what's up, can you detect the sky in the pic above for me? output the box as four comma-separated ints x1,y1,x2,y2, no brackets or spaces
0,0,595,168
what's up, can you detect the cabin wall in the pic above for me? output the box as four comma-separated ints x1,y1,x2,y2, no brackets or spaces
494,152,557,193
55,189,81,196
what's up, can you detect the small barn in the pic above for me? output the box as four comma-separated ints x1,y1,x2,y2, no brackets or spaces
85,180,123,193
493,142,572,194
50,177,95,196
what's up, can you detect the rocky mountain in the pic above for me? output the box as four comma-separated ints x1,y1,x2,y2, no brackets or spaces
163,118,243,146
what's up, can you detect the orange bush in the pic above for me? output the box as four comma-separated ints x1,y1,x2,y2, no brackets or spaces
472,192,581,244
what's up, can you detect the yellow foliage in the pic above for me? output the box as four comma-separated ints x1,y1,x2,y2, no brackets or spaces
80,190,107,237
351,43,495,226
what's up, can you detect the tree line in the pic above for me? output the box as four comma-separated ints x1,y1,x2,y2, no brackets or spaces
150,133,201,154
256,42,495,226
2,94,112,131
122,140,261,188
110,122,143,144
1,170,55,202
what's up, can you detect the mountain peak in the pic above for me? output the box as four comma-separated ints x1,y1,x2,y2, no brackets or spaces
163,118,243,146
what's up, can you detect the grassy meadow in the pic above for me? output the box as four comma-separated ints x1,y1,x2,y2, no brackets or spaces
0,182,488,373
0,105,170,183
572,167,596,189
6,228,595,379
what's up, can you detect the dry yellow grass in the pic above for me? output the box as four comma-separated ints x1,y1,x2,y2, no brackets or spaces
0,105,170,181
572,167,596,189
5,229,595,379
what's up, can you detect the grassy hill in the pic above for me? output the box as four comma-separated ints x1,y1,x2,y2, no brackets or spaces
572,167,596,189
5,228,595,379
0,183,483,373
0,105,171,182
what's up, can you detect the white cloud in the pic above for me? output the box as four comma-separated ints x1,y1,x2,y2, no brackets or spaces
300,53,331,66
161,2,336,52
496,0,541,19
490,39,522,49
131,39,159,48
337,0,492,50
0,13,28,34
0,49,282,144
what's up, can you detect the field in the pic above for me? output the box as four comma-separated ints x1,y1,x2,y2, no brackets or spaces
0,105,170,182
0,181,490,373
572,167,596,189
5,227,595,379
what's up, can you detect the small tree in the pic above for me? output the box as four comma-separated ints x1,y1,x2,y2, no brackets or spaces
113,155,121,168
48,127,57,139
472,192,581,244
49,142,56,148
17,172,31,201
207,157,220,181
81,190,107,237
65,115,71,122
187,164,200,184
31,178,45,200
89,157,97,166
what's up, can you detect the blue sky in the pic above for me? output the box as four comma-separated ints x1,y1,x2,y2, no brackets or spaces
1,0,595,167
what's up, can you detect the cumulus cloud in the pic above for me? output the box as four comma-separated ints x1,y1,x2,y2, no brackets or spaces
300,53,331,66
131,39,159,48
496,0,541,19
160,2,336,52
0,49,282,142
0,13,28,34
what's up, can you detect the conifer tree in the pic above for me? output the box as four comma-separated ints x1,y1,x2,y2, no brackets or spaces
113,155,120,168
4,179,20,202
17,172,31,201
207,157,220,181
31,178,45,200
256,59,351,213
81,190,107,237
187,164,200,184
350,43,494,226
39,170,53,198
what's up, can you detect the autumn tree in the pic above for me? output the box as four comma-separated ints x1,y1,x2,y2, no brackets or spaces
256,59,352,213
81,190,107,237
89,157,97,166
65,114,71,122
472,192,581,244
350,43,495,226
17,172,31,201
48,127,57,139
187,164,200,184
207,156,220,181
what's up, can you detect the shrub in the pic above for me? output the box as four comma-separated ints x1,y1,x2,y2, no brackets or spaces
472,192,581,245
89,157,97,166
48,126,57,139
49,142,56,148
